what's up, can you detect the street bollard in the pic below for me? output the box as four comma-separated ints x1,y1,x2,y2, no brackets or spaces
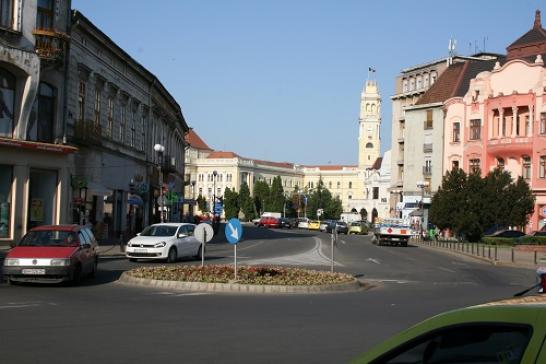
535,251,538,265
495,246,498,261
488,246,491,260
511,247,515,263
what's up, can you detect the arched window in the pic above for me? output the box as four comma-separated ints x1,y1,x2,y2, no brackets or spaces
522,156,531,179
366,103,370,112
28,82,55,142
366,142,374,149
497,158,505,171
0,67,15,138
371,104,376,113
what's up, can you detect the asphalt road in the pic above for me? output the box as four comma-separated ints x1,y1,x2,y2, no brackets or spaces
0,226,536,364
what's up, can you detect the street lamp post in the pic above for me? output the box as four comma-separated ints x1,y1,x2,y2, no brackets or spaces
154,144,165,223
212,170,217,214
190,180,196,218
416,180,426,234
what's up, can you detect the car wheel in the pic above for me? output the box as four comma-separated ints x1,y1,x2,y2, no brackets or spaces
167,247,177,263
129,258,138,262
89,258,98,278
72,264,82,285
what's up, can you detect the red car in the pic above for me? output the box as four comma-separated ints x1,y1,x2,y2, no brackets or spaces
2,225,99,284
258,216,281,228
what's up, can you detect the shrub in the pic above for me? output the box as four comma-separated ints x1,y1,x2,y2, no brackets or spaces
481,237,517,246
514,236,546,245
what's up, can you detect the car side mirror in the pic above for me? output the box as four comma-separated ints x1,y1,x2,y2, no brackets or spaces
177,233,186,238
136,232,141,236
9,242,15,248
82,243,91,249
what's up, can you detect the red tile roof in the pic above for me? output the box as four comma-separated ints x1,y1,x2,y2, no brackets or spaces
507,10,546,60
206,151,240,159
415,62,466,105
185,129,212,151
370,157,383,170
253,159,295,169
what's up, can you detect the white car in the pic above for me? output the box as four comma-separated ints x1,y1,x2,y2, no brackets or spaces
125,223,202,262
297,218,309,229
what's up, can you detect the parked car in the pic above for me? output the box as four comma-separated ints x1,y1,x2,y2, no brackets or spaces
297,218,309,229
326,221,348,234
348,221,368,235
319,220,335,232
3,224,99,284
258,216,281,228
308,220,321,230
125,223,201,262
486,229,527,238
252,217,261,225
353,293,546,363
278,217,292,229
531,231,546,237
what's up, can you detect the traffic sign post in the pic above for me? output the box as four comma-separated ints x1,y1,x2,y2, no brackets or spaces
225,218,243,280
194,223,214,267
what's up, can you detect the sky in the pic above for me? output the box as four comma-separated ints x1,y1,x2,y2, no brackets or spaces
73,0,544,165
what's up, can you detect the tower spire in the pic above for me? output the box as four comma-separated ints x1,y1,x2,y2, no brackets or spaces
534,9,541,29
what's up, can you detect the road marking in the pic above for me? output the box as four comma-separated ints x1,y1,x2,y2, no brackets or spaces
236,240,266,252
437,267,456,273
246,237,342,267
366,258,380,265
0,301,47,309
339,239,346,245
174,292,209,297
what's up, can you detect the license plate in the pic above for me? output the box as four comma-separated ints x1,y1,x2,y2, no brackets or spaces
22,269,46,275
134,248,148,253
391,237,399,241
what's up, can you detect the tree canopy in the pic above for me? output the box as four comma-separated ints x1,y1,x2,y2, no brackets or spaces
429,168,535,242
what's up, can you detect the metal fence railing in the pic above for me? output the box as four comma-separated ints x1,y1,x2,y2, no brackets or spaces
413,237,546,268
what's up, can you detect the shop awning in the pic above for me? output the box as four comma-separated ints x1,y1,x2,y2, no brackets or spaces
128,194,144,206
87,181,112,196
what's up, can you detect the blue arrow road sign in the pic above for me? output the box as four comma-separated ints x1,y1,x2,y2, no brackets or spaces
225,218,243,244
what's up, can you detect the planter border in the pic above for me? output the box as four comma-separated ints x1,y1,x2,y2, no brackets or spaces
117,271,364,294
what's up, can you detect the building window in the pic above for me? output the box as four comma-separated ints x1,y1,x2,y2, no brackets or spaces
416,76,422,90
337,181,340,189
452,122,460,142
372,187,379,200
497,158,504,171
402,79,408,93
423,74,429,88
409,78,415,91
0,67,14,138
348,182,352,189
94,88,101,127
366,142,373,149
78,80,86,122
523,156,531,179
424,110,433,129
541,113,546,135
452,160,459,170
430,71,437,84
470,119,481,140
119,102,127,143
540,156,546,178
424,160,432,175
140,107,146,151
130,107,135,148
36,0,53,30
0,164,12,238
348,194,352,200
107,97,114,138
0,0,13,29
328,181,332,189
469,159,479,174
28,82,55,143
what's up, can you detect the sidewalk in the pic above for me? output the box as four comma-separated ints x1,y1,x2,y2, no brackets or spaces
414,238,546,269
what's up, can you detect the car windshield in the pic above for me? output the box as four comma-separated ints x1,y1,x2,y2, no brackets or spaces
19,230,78,247
140,225,178,237
351,222,361,226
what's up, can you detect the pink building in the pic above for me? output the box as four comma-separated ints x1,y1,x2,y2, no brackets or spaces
444,10,546,232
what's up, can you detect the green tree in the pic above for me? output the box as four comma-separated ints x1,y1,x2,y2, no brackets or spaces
269,176,285,213
238,182,255,221
196,194,208,213
430,168,536,242
223,187,239,220
253,180,270,215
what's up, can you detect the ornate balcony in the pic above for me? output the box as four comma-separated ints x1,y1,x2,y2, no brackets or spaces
74,119,102,146
33,29,69,62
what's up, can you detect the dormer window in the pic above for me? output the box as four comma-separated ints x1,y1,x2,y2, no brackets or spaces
0,0,13,29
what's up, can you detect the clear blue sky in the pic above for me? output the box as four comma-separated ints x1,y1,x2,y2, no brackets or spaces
73,0,543,165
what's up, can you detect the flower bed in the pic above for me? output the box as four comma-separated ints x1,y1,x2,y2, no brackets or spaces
127,265,355,286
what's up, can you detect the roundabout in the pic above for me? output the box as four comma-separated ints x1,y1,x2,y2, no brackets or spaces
118,264,364,294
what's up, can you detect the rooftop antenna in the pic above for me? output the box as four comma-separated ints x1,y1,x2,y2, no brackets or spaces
483,36,488,52
448,38,456,65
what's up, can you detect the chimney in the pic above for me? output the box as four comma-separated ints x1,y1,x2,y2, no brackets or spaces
534,9,542,28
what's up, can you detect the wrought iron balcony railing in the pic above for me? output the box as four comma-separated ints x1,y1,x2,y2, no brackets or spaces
74,119,102,145
33,29,69,61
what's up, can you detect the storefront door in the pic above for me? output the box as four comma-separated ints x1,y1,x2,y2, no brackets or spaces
28,169,57,229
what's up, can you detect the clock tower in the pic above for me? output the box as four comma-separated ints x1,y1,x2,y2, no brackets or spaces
358,80,381,169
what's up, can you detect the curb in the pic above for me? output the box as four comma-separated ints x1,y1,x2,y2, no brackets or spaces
117,271,364,294
414,242,539,269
